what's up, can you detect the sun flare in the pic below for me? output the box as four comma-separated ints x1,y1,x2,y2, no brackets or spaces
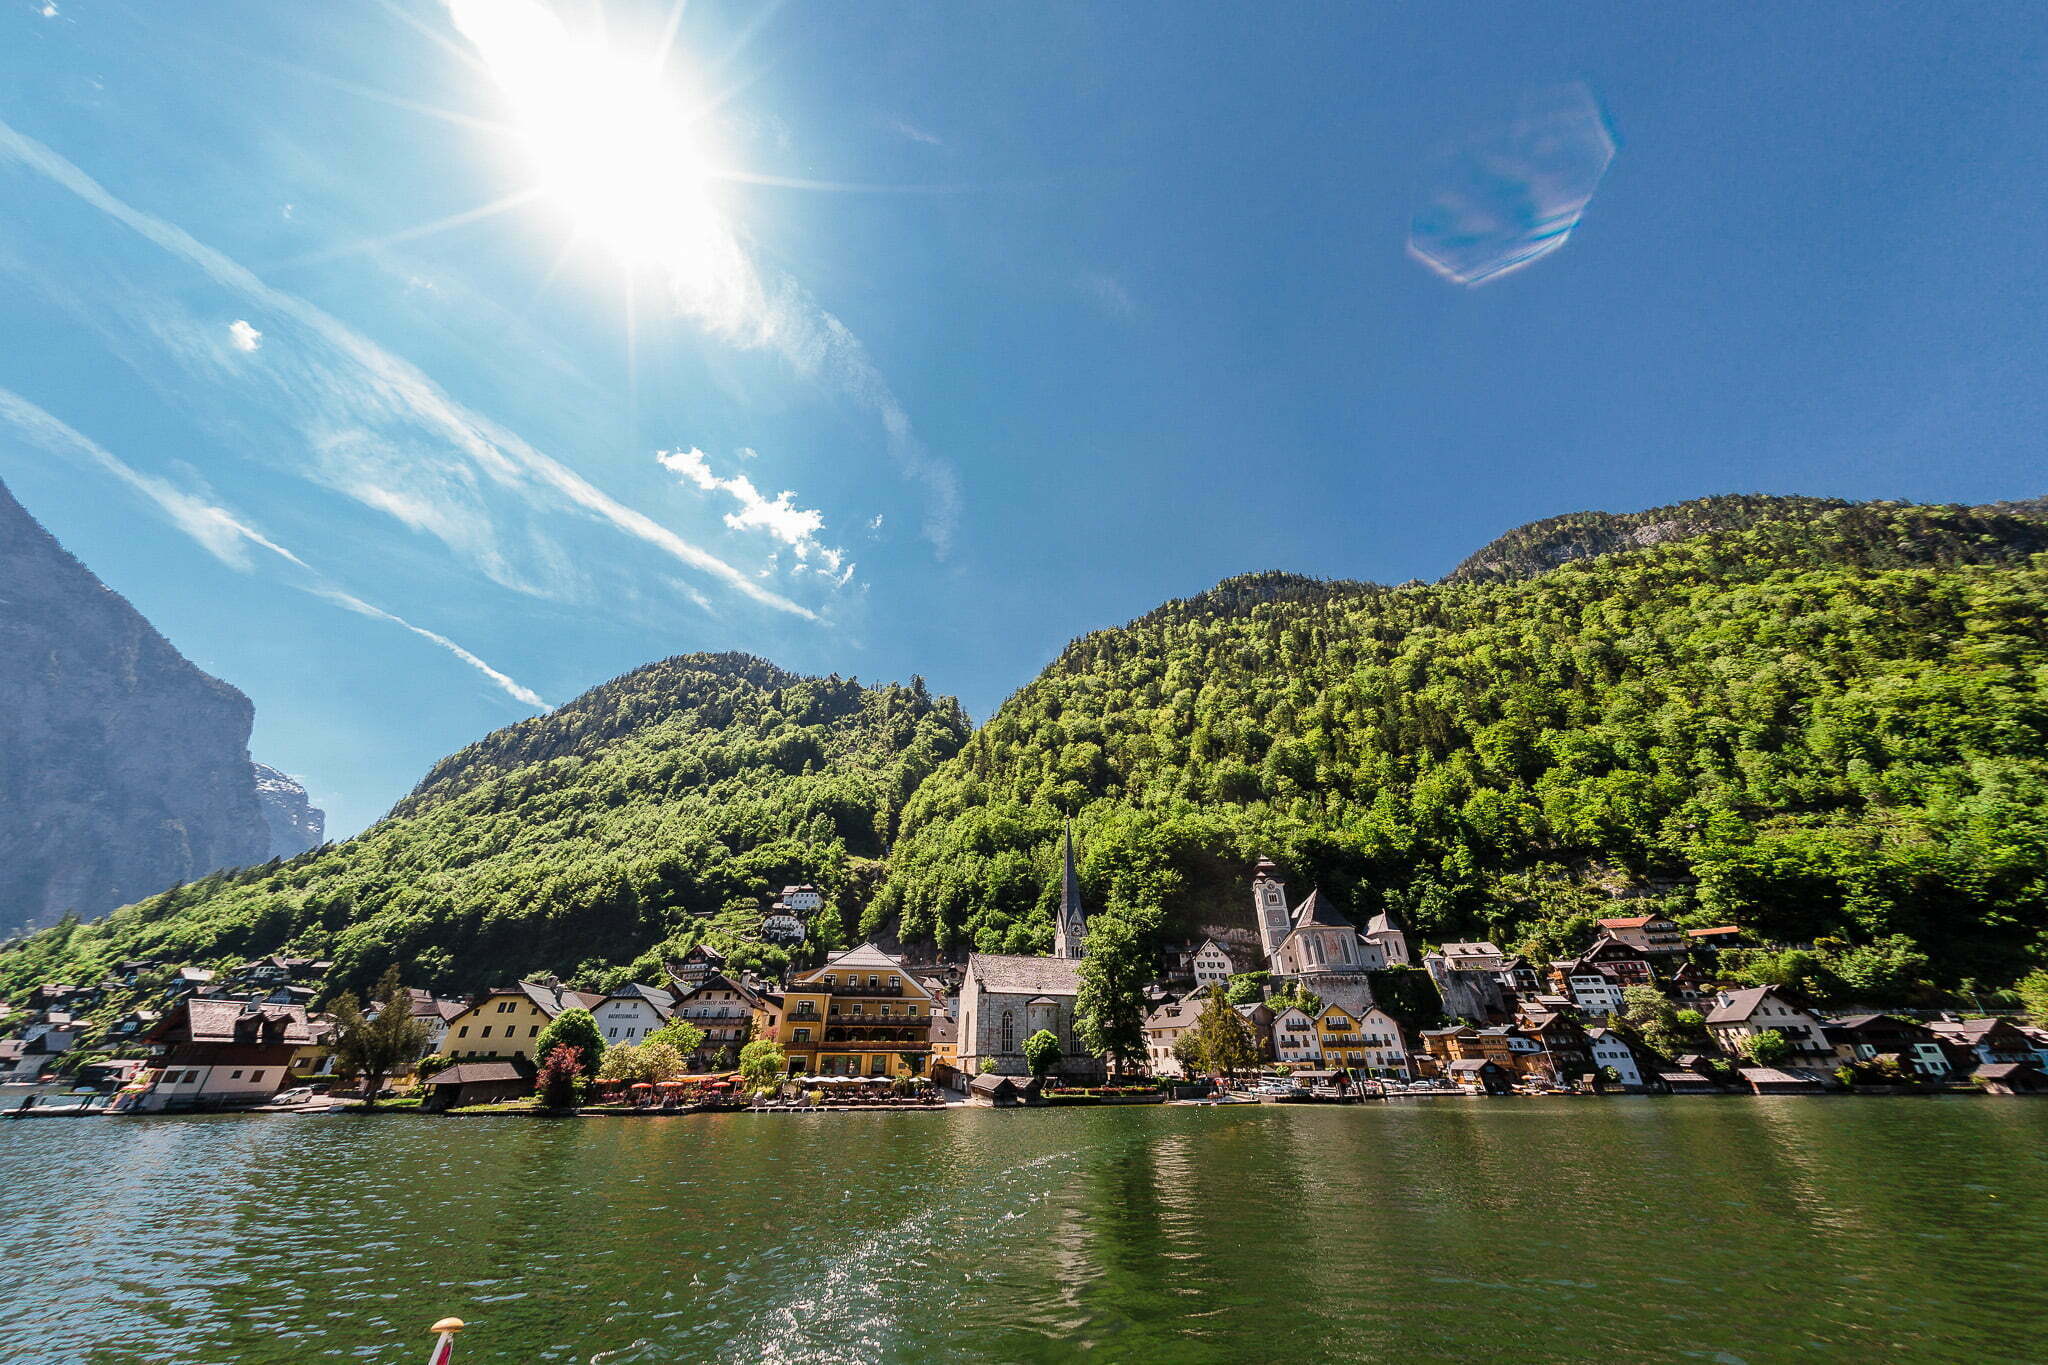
448,0,729,272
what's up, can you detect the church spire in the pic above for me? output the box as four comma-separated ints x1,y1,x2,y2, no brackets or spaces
1054,823,1087,959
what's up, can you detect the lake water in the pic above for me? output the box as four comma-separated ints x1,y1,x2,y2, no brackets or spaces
3,1099,2046,1364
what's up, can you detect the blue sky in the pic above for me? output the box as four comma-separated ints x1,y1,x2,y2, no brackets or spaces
3,3,2045,837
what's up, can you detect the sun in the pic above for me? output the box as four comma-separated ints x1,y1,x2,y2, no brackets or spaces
449,0,727,270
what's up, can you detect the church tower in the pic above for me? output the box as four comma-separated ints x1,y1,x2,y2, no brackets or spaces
1053,825,1088,959
1253,857,1292,961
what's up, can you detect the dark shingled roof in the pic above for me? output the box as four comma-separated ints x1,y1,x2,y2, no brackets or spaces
966,953,1083,996
1289,887,1353,929
424,1061,529,1086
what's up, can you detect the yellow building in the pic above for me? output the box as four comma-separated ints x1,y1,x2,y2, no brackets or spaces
1317,1004,1370,1072
752,944,936,1078
443,981,601,1063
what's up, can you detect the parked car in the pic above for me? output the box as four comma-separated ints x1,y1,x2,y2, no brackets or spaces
272,1087,317,1105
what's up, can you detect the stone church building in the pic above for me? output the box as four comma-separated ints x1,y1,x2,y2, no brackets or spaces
1249,857,1408,1016
957,828,1106,1082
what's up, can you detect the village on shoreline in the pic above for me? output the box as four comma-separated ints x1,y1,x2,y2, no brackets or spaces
8,841,2048,1121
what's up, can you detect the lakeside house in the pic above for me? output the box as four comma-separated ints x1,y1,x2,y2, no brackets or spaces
134,998,315,1111
1585,1027,1653,1090
421,1059,535,1109
1273,1005,1320,1066
593,983,676,1045
1975,1062,2048,1095
751,943,936,1078
443,980,604,1063
1704,987,1836,1072
1446,1059,1514,1094
1824,1014,1953,1080
1316,1004,1411,1077
670,972,762,1069
1142,991,1207,1077
1927,1017,2040,1071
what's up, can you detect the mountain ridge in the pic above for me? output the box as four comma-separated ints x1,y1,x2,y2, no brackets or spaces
6,489,2047,999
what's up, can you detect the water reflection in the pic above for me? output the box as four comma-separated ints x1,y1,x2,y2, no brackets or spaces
4,1102,2047,1363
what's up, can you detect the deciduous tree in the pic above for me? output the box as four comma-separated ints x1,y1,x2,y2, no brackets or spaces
1076,916,1149,1076
535,1008,605,1077
330,965,429,1109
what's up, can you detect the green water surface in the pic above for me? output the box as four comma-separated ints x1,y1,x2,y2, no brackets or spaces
3,1098,2044,1363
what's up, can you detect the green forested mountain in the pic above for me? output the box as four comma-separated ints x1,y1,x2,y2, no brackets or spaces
5,495,2047,1003
874,499,2048,993
0,654,968,996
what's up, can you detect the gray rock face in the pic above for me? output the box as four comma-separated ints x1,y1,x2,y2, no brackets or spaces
0,477,273,934
252,762,325,858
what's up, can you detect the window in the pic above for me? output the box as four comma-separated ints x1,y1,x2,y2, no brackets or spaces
888,976,899,991
458,1026,469,1038
230,1070,243,1080
608,1028,618,1039
481,1025,492,1038
907,1005,918,1016
1000,1011,1015,1053
821,975,835,986
250,1070,265,1084
529,1026,539,1038
869,975,880,989
795,1028,811,1043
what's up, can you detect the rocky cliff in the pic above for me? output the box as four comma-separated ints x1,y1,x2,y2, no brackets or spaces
252,763,325,858
0,477,273,934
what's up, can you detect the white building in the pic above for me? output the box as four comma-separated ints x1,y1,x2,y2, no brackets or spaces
1704,986,1835,1069
1272,1006,1321,1066
1354,1005,1412,1077
1586,1027,1646,1089
594,983,675,1044
1556,959,1628,1018
1143,992,1208,1077
778,884,825,914
1190,938,1238,989
1362,910,1411,967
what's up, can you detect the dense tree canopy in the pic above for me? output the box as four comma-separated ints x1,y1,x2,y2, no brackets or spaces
0,654,968,998
875,500,2048,988
5,497,2045,1007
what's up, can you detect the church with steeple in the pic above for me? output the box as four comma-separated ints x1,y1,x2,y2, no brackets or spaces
953,824,1104,1083
1053,825,1088,959
1247,856,1401,1014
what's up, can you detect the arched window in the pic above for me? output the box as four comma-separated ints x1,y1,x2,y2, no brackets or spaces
1000,1011,1015,1053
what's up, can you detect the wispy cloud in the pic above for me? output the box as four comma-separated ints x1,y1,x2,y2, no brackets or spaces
656,446,852,586
443,0,963,556
0,386,303,571
884,117,944,147
0,385,548,710
0,116,815,621
1077,270,1139,322
312,587,546,708
227,319,263,352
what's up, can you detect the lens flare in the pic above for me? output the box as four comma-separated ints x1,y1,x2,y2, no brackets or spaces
1408,84,1617,287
